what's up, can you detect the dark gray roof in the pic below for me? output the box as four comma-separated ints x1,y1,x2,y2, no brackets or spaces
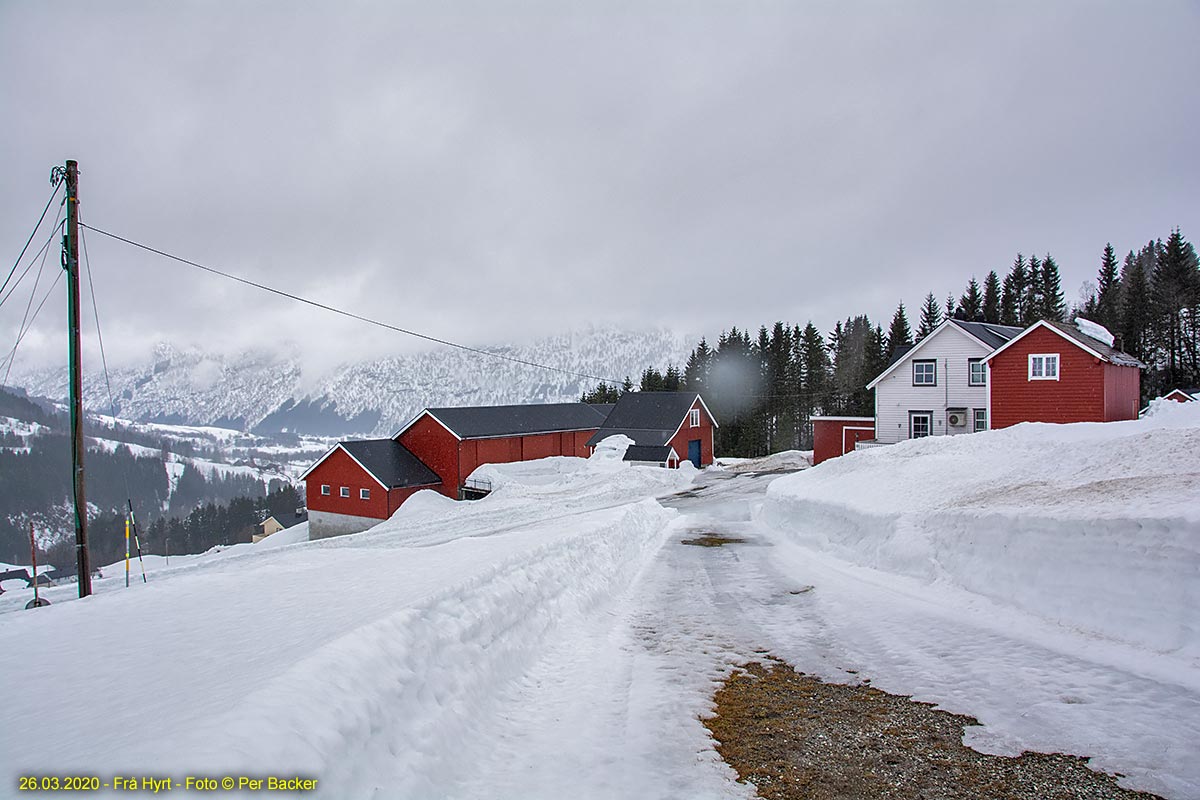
886,343,915,367
949,319,1024,349
622,445,675,463
425,403,608,439
587,403,616,419
592,427,674,447
341,439,441,489
1044,321,1145,368
586,392,704,447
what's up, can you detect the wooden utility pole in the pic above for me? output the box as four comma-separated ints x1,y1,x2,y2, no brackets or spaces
63,160,91,598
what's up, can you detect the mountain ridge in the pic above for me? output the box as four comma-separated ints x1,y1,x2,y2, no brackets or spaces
13,327,694,437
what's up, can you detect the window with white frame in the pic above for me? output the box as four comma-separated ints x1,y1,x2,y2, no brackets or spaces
340,486,350,498
360,488,370,500
689,408,700,427
973,408,987,432
320,484,330,496
968,358,986,386
1028,353,1060,381
912,360,936,386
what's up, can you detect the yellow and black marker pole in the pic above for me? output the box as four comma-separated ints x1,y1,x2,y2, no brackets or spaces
127,500,147,583
125,516,130,588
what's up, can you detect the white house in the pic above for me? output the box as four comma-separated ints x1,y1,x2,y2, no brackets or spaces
866,319,1022,443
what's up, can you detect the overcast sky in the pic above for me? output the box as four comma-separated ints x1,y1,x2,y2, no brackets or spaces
2,0,1197,373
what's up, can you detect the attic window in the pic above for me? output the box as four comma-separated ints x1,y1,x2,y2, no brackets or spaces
912,360,936,386
320,484,330,496
360,488,370,500
1029,353,1060,381
689,408,700,427
340,486,350,498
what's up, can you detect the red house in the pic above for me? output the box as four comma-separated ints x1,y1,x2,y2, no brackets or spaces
811,416,875,465
301,439,442,539
393,403,610,499
586,392,717,468
984,319,1145,429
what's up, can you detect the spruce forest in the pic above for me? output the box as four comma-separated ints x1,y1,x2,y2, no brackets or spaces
586,228,1200,458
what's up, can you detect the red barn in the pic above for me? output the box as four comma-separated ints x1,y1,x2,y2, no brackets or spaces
985,319,1145,429
811,416,875,465
1161,388,1197,403
393,403,610,497
301,439,442,539
586,392,717,467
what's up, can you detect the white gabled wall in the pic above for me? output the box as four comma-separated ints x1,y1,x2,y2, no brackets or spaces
873,326,993,444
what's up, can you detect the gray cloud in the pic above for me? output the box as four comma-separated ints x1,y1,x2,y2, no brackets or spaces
2,0,1197,372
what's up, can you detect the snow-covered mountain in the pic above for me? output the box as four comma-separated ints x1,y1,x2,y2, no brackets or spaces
14,328,695,437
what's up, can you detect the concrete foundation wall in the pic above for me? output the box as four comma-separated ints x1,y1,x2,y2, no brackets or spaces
308,509,384,540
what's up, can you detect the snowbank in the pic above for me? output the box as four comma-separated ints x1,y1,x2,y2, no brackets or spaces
761,402,1200,657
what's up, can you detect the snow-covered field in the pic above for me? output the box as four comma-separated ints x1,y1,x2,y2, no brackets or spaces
1,410,1197,798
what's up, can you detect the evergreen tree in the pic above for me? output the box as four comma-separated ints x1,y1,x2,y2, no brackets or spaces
796,322,832,446
1151,228,1200,388
956,277,984,321
1000,254,1027,326
982,270,1001,323
683,338,712,392
1022,254,1042,324
944,293,955,319
1120,250,1152,360
1096,243,1122,333
916,292,942,340
580,382,621,404
1040,254,1066,321
887,303,913,355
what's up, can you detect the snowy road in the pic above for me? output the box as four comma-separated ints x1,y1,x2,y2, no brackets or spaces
432,468,1199,800
3,462,1197,799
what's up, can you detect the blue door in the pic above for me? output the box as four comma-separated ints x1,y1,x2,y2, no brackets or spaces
688,439,702,468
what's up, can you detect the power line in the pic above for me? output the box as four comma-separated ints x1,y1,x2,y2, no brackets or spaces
1,270,64,384
0,216,64,312
79,222,624,385
1,180,63,299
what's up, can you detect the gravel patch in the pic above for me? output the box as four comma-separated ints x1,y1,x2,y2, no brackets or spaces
704,659,1162,800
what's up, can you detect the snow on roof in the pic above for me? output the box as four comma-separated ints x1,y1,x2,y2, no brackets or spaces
1074,317,1115,347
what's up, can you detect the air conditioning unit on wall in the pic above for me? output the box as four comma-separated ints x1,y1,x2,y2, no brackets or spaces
947,409,967,427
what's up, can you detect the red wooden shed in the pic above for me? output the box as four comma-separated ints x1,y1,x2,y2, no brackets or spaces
984,319,1144,429
811,416,875,465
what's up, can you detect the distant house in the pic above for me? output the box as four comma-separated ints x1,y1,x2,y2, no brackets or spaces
984,319,1144,428
255,516,285,542
587,391,717,467
252,511,306,543
866,319,1022,443
1160,388,1197,403
811,416,875,465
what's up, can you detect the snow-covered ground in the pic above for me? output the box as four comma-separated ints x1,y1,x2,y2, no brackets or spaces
1,409,1197,798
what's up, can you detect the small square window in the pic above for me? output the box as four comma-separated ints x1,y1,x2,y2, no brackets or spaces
340,487,350,498
320,484,330,496
689,408,700,427
973,409,988,432
360,488,370,500
968,359,986,386
913,360,936,386
1029,353,1060,381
